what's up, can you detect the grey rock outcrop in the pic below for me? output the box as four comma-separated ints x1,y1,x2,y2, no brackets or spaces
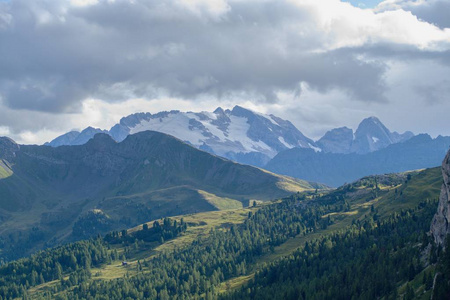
317,127,354,154
0,136,20,162
431,150,450,245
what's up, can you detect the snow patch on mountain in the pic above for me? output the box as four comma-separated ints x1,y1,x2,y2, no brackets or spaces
129,112,205,146
278,137,293,148
308,143,322,152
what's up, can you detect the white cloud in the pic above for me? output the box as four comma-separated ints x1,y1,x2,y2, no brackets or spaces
175,0,230,20
0,126,10,136
289,0,450,51
0,0,450,144
70,0,99,7
376,0,450,29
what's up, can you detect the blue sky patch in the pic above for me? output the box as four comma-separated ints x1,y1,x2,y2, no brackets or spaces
342,0,384,9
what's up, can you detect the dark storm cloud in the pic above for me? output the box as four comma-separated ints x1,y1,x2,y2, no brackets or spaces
415,80,450,105
0,0,390,114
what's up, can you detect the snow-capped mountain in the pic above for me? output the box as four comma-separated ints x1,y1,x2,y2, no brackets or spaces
47,109,415,166
47,106,316,167
317,117,414,154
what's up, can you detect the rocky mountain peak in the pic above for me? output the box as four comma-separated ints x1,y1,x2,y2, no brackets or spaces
350,116,412,154
354,116,391,140
213,107,225,115
230,105,254,119
361,116,381,124
317,127,354,154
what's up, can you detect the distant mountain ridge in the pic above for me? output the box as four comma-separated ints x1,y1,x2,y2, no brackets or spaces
317,116,414,154
47,128,108,147
47,107,415,167
266,133,450,187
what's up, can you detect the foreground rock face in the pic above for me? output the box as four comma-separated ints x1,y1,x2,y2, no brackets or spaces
431,150,450,245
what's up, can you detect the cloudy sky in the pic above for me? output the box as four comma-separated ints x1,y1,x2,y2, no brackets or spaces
0,0,449,144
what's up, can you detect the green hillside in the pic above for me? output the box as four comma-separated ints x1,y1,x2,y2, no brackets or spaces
0,167,447,299
0,132,323,261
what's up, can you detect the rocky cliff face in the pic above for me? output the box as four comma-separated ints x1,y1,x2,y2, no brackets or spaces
431,150,450,245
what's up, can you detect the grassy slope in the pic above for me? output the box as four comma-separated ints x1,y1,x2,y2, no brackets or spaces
27,207,257,296
197,190,244,210
218,167,442,293
258,167,329,192
25,167,442,298
0,160,12,179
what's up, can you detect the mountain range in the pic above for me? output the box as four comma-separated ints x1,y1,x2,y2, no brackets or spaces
0,131,321,260
43,106,450,189
47,106,414,167
266,133,450,187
